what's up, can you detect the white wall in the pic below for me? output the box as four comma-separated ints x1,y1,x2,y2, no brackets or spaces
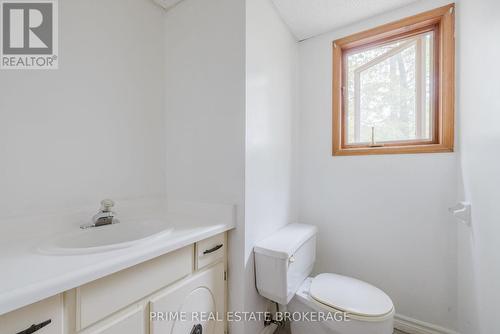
0,0,166,219
457,0,500,333
162,0,246,332
245,0,298,332
297,0,458,330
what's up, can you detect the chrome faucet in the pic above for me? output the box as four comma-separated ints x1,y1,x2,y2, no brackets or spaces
81,199,120,229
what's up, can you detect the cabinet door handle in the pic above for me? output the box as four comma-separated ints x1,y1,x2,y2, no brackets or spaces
190,324,203,334
203,244,223,255
16,319,51,334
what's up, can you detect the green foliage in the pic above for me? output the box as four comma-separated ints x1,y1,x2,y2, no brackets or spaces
346,33,433,144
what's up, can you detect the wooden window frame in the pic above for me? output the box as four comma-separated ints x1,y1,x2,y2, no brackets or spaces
332,4,455,156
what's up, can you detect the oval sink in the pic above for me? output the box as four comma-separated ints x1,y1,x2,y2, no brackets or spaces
38,219,174,255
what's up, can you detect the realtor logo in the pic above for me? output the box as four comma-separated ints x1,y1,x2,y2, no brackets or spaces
1,0,58,69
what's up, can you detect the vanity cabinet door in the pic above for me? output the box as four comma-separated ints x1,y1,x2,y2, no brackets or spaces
150,262,225,334
77,245,193,330
0,295,63,334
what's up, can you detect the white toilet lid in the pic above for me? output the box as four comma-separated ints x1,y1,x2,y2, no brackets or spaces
310,273,394,317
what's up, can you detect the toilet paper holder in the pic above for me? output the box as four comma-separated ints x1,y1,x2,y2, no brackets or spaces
448,202,471,225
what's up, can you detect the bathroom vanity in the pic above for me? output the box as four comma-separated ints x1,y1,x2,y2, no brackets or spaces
0,200,234,334
0,232,227,334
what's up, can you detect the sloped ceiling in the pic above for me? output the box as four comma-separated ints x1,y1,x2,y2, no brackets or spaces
271,0,421,40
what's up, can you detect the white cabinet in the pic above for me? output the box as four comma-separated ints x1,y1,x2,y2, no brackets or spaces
1,233,226,334
77,246,193,330
150,262,225,334
0,295,63,334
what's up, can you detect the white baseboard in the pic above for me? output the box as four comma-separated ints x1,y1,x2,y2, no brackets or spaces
257,313,459,334
395,314,460,334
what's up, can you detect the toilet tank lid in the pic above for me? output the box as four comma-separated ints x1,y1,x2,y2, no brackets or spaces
253,224,317,259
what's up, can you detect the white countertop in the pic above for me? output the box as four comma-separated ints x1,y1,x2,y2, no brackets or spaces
0,199,235,316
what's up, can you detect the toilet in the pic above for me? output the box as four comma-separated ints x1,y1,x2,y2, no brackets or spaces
254,224,394,334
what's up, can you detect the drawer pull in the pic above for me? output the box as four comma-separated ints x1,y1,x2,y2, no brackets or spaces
16,319,51,334
203,244,223,255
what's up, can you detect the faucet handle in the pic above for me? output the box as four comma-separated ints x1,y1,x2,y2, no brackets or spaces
100,199,115,212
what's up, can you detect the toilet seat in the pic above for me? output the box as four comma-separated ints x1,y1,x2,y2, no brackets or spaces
290,277,395,334
310,273,394,319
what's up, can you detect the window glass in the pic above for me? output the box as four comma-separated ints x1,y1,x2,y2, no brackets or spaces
345,31,434,145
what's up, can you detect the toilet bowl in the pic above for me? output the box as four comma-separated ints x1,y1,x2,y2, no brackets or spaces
254,224,394,334
288,277,394,334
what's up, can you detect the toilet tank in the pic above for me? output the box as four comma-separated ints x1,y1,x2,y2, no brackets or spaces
254,224,317,305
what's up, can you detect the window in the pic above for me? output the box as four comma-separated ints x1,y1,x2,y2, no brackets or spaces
332,4,455,156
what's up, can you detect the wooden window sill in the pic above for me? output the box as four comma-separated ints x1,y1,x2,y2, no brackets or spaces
333,144,454,156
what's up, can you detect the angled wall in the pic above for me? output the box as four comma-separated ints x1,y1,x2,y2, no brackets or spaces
0,0,166,219
245,0,299,332
163,0,246,332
